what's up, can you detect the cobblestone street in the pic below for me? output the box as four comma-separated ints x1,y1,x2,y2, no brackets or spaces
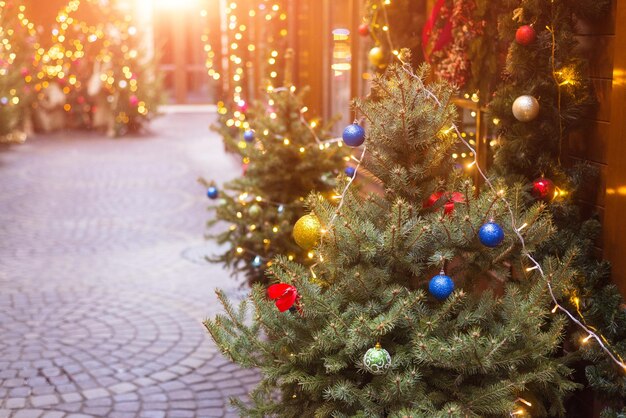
0,113,257,417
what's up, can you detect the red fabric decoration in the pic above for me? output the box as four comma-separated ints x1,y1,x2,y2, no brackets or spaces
422,0,453,62
268,283,299,312
423,191,465,215
515,25,536,46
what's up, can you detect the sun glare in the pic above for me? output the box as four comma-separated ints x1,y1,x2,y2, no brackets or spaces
137,0,201,9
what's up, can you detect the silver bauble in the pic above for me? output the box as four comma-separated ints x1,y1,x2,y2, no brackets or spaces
512,95,540,122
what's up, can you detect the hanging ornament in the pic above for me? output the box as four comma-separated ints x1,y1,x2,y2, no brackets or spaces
363,343,391,375
237,100,249,113
531,177,556,202
423,191,465,215
277,204,285,214
243,129,255,142
368,46,385,68
207,186,219,200
512,95,540,122
248,203,262,217
345,166,356,178
252,255,263,268
515,25,536,46
267,283,299,312
479,221,505,247
293,214,322,250
342,123,365,147
428,272,455,300
358,23,370,37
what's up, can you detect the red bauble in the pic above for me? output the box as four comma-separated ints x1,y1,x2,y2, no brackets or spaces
423,191,465,215
358,23,370,37
515,25,536,46
531,178,556,201
237,100,249,113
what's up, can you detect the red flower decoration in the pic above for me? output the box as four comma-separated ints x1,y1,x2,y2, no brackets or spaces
423,191,465,215
267,283,299,312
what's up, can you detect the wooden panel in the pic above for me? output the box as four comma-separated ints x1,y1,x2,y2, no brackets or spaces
293,0,325,117
591,78,613,121
603,0,626,296
567,120,609,165
575,160,607,208
575,0,617,35
575,35,615,79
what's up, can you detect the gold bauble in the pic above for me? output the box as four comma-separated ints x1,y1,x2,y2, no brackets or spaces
368,46,385,68
512,95,540,122
293,214,321,250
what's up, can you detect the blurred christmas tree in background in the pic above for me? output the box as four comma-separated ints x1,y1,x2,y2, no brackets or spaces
205,83,349,285
0,0,35,142
0,0,161,138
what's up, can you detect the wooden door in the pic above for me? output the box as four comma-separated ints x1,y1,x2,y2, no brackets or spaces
152,0,221,104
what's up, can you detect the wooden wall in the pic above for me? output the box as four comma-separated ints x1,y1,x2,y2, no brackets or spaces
603,0,626,297
570,1,626,296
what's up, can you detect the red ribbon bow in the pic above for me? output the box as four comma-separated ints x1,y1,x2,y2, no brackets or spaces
267,283,299,312
423,191,465,215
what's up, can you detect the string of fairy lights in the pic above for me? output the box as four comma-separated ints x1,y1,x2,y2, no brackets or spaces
202,1,288,124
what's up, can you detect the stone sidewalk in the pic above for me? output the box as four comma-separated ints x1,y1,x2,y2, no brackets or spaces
0,113,257,417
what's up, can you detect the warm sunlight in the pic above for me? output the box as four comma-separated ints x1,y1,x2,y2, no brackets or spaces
136,0,201,9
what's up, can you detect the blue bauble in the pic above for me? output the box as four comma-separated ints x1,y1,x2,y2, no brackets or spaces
243,130,255,142
429,274,455,300
342,123,365,147
207,186,219,199
345,166,356,178
252,255,263,268
479,221,505,247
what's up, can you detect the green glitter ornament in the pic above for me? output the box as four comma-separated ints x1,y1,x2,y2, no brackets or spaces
363,342,391,375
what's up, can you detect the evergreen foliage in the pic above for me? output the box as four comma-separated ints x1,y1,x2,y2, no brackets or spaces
205,64,585,416
487,0,625,411
206,86,349,285
0,1,31,139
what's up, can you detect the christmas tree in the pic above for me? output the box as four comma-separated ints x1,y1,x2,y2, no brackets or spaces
205,62,590,416
0,1,33,141
103,15,162,137
205,85,349,285
486,0,625,413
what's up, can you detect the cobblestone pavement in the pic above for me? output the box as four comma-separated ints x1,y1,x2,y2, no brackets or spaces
0,113,258,417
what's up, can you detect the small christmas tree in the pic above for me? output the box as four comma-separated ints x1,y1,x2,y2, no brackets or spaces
205,62,590,416
205,84,349,285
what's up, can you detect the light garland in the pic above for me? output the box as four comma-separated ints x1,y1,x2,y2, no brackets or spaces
210,1,289,136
